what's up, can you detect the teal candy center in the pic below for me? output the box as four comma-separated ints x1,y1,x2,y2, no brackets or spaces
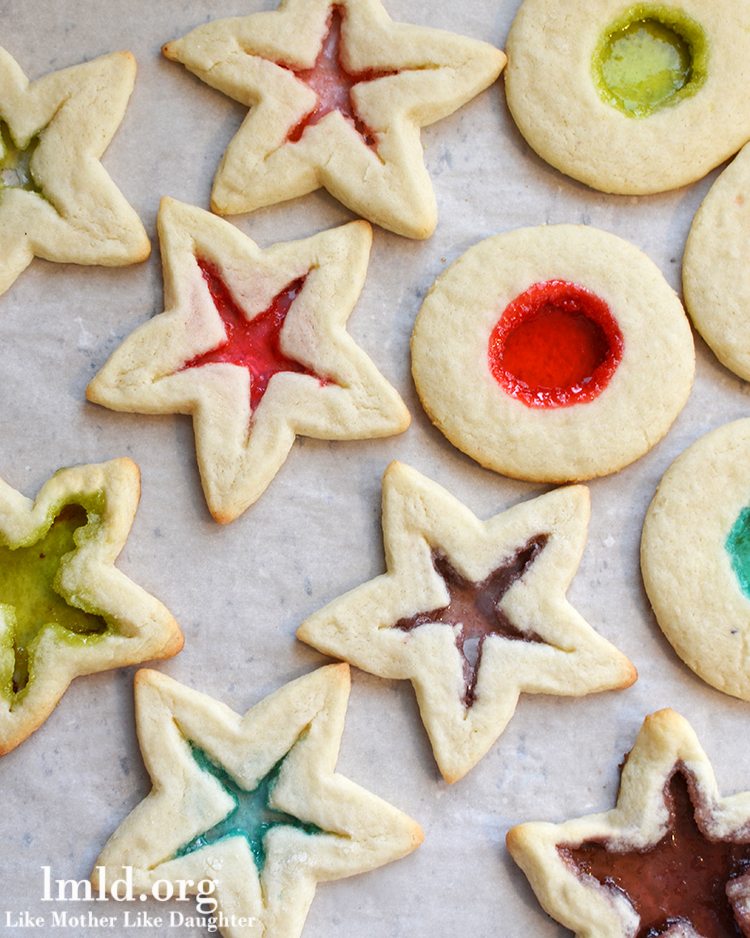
726,507,750,600
175,744,328,871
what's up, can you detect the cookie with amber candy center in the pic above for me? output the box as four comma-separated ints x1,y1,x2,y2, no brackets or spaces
411,224,694,483
642,419,750,701
298,462,635,783
93,665,422,938
0,49,149,297
508,708,750,937
0,459,182,754
505,0,750,194
162,0,505,239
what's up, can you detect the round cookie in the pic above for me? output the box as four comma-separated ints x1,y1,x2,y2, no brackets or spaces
411,224,694,483
683,141,750,382
641,419,750,700
504,0,750,194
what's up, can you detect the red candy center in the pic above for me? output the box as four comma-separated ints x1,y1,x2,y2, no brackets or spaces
181,259,330,413
285,7,395,149
488,280,624,408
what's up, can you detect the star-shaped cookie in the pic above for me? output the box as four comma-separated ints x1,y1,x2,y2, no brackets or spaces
93,665,423,938
162,0,506,239
0,49,150,297
0,459,182,754
297,462,636,783
87,198,410,523
508,708,750,937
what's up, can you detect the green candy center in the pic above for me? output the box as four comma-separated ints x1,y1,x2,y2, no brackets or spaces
0,502,108,699
0,120,43,194
726,507,750,601
175,744,329,871
594,5,708,117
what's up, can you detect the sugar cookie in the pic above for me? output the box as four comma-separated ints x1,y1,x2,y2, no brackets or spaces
411,225,694,482
0,49,149,296
93,665,423,938
88,199,409,523
298,462,635,783
0,459,182,754
505,0,750,194
508,708,750,937
684,141,750,382
641,418,750,700
162,0,505,238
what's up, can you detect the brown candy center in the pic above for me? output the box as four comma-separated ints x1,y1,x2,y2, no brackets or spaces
562,771,750,938
394,535,548,707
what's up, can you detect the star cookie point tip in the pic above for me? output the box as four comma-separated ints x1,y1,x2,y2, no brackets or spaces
298,462,635,782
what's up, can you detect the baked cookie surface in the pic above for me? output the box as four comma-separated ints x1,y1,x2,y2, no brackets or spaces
162,0,505,239
504,0,750,194
641,419,750,701
297,462,635,783
93,665,423,938
87,198,409,524
683,141,750,382
0,458,182,754
508,708,750,937
0,49,150,297
411,225,694,483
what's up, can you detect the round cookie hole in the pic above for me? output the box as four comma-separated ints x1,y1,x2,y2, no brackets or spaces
593,5,708,118
488,280,624,409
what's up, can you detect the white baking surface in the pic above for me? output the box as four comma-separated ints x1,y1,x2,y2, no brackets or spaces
2,1,750,936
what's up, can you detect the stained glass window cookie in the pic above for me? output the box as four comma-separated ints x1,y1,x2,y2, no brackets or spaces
87,198,410,524
641,419,750,701
410,225,694,483
0,458,182,754
93,665,423,938
297,462,636,783
162,0,506,239
504,0,750,194
683,141,750,383
0,49,150,297
508,708,750,937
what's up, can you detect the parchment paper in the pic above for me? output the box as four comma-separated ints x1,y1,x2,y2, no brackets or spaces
2,1,749,936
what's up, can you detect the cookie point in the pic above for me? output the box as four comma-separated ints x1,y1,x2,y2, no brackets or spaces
160,628,185,658
327,661,351,683
647,706,682,725
113,456,141,480
133,236,152,262
161,40,179,61
134,668,160,688
384,459,407,480
621,660,638,688
410,822,426,848
505,824,524,853
115,50,137,69
211,510,237,526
